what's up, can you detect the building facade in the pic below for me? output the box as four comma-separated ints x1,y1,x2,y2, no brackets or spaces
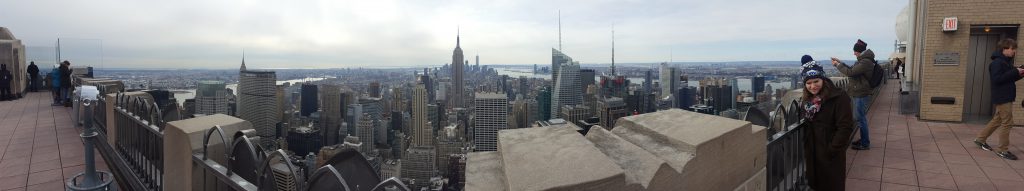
551,61,581,119
411,83,432,147
238,62,280,148
473,92,508,152
904,0,1024,123
196,81,231,116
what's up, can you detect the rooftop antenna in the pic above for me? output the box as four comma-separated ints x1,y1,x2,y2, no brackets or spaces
558,10,562,51
611,24,616,76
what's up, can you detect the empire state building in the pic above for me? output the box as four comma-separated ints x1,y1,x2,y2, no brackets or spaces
451,30,465,109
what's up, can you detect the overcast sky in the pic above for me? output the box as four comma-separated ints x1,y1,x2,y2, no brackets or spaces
1,0,908,69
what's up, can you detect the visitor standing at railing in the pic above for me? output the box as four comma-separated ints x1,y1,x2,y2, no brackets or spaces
60,60,73,107
831,39,875,150
801,55,854,191
50,65,62,106
975,38,1020,160
27,61,38,92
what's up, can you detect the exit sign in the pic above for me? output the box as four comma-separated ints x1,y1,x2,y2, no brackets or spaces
942,17,958,32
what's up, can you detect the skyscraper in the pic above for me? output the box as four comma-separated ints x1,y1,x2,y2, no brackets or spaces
659,62,673,98
320,84,344,146
356,114,375,154
451,30,465,109
729,78,739,110
368,82,382,98
345,104,363,137
550,60,581,119
580,69,596,90
509,99,536,129
195,81,230,115
411,83,432,147
401,146,436,190
598,97,628,129
676,87,696,110
643,70,653,96
753,74,766,98
473,92,508,152
551,49,571,86
238,61,280,148
536,86,552,121
300,83,319,117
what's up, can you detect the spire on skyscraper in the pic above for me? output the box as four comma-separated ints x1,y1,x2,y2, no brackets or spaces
610,25,616,76
240,49,247,71
456,26,461,48
558,10,562,51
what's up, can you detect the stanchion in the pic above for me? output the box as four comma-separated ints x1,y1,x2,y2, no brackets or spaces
67,99,115,191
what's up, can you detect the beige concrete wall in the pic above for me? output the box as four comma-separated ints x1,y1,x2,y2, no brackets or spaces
163,114,253,191
918,0,1024,122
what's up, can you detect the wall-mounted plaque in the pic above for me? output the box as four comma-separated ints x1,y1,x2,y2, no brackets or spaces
934,52,959,66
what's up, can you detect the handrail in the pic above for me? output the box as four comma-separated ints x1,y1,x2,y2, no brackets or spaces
202,125,232,176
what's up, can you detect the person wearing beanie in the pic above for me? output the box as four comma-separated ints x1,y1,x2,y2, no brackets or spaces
975,38,1022,160
800,55,854,191
831,39,875,150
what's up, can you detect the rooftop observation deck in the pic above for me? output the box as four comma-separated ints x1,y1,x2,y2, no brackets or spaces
0,92,109,190
2,77,1024,190
844,79,1024,190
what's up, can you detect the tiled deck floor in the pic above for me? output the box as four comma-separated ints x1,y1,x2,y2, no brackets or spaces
0,92,109,191
846,79,1024,191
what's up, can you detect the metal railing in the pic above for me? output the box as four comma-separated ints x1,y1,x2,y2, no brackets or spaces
93,91,107,132
190,124,413,191
111,93,164,190
759,100,807,191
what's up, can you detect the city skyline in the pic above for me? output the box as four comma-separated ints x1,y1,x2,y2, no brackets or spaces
2,0,905,69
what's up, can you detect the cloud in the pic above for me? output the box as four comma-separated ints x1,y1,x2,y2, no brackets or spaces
0,0,907,69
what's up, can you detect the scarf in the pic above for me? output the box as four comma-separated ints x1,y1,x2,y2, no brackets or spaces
803,96,822,120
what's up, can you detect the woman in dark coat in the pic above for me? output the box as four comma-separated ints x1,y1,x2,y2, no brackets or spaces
799,55,854,191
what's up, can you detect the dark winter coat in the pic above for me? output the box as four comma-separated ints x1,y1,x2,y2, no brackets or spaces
0,66,11,88
27,63,39,77
836,49,876,97
59,64,72,88
802,81,854,191
989,50,1020,105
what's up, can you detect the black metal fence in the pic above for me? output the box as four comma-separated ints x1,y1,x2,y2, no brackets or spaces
759,100,807,191
112,93,164,190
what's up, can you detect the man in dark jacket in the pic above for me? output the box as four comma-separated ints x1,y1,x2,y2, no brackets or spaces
27,61,39,92
59,61,72,106
0,64,12,101
975,38,1021,160
831,39,875,150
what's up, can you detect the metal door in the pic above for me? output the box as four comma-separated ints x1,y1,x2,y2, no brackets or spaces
963,34,1000,121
